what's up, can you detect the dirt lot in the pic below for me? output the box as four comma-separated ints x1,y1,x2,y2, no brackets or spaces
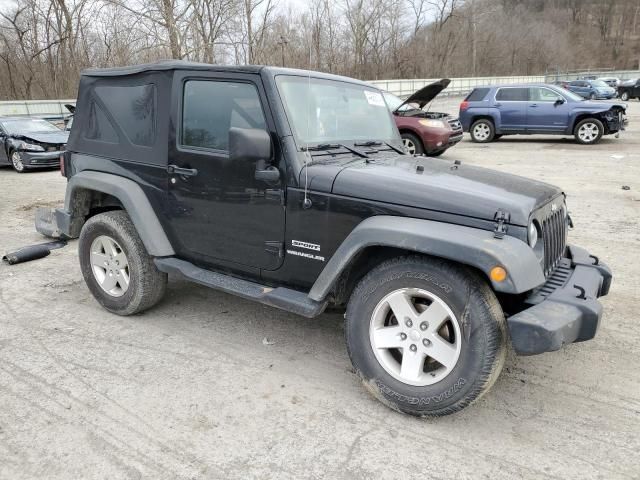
1,101,639,480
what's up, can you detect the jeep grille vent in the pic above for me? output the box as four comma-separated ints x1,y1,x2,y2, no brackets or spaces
540,204,568,277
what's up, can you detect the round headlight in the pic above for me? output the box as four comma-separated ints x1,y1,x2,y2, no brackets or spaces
528,222,538,248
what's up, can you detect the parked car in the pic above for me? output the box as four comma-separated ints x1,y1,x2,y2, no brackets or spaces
0,116,68,172
459,83,626,144
552,80,569,89
64,104,75,131
382,80,463,156
617,78,640,101
598,77,620,88
36,62,612,418
567,80,617,100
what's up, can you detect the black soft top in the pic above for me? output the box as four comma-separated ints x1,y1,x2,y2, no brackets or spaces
81,60,374,88
81,60,263,77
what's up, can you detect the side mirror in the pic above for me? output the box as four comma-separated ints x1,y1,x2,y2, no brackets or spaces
228,127,279,184
229,127,272,164
554,98,565,106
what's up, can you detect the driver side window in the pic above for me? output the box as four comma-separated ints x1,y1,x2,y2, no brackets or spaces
181,80,266,152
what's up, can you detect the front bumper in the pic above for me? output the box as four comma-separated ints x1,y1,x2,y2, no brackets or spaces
508,245,612,356
21,150,62,168
424,130,463,152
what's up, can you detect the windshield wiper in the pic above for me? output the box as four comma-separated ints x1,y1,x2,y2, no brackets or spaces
302,143,369,158
355,140,405,155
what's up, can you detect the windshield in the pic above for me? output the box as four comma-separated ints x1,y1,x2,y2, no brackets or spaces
276,75,398,146
555,86,584,102
382,92,415,112
1,118,61,135
592,80,608,88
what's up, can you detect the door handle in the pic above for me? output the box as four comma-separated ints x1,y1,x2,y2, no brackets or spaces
167,164,198,177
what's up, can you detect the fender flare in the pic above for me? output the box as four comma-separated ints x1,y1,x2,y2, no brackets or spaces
62,170,174,256
308,216,545,301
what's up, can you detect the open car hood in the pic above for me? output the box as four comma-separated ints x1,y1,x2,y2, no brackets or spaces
395,79,451,112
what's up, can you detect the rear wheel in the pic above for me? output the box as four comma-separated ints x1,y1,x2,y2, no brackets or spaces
79,210,167,315
345,256,507,417
401,133,424,156
620,91,629,101
470,119,495,143
10,150,26,173
574,118,604,145
589,92,597,100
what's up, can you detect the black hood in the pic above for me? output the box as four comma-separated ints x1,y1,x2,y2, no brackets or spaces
13,131,69,145
303,155,562,226
395,79,451,112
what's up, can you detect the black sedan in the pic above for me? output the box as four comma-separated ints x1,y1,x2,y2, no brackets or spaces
0,116,69,173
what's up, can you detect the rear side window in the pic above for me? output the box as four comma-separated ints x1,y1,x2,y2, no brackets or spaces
182,80,266,151
85,101,118,143
495,88,528,101
465,88,489,101
93,84,156,147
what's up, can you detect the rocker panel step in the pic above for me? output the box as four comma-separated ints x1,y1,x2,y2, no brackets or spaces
154,257,327,318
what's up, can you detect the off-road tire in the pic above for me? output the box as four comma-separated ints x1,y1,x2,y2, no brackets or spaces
574,118,604,145
401,132,424,155
79,210,167,315
469,119,495,143
345,256,507,417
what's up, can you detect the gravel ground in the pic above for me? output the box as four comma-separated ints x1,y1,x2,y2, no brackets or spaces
1,100,639,480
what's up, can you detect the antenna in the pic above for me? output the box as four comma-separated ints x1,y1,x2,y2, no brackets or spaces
302,35,312,210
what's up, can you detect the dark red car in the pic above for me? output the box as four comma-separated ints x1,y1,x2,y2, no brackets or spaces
383,79,463,156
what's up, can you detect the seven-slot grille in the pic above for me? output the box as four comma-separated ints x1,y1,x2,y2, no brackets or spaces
540,204,568,276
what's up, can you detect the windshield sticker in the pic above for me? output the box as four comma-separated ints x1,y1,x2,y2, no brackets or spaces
364,90,385,107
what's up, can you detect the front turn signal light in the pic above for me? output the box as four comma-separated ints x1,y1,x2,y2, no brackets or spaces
490,266,507,282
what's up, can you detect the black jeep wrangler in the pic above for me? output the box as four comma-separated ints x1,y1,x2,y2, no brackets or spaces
36,61,612,417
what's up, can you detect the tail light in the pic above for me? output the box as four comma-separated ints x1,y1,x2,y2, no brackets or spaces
460,101,470,111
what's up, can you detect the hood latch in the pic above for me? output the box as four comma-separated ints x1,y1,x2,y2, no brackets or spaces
493,210,510,239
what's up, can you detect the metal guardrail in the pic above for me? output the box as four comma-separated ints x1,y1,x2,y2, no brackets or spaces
370,70,640,98
3,68,639,115
0,99,75,119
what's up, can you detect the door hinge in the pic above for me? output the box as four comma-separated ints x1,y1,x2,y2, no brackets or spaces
493,209,510,239
264,241,284,258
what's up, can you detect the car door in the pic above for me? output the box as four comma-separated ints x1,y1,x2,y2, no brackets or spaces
494,87,528,131
526,87,570,132
166,72,286,272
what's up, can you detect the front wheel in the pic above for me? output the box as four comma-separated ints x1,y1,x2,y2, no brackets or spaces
469,119,495,143
574,118,604,145
620,91,629,101
401,133,424,155
589,92,597,100
10,150,26,173
345,256,507,417
78,210,167,315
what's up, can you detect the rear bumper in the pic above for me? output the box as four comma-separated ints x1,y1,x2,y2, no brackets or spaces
508,244,612,356
35,207,75,239
21,150,62,168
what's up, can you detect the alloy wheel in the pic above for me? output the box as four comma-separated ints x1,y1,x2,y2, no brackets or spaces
90,235,130,297
402,138,416,155
11,151,24,172
472,123,491,141
578,122,600,143
369,288,462,387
